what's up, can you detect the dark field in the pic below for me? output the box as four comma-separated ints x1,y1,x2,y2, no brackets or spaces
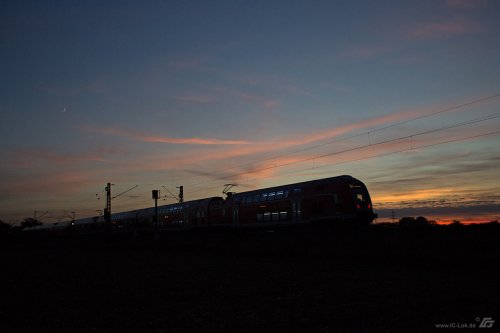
2,225,500,332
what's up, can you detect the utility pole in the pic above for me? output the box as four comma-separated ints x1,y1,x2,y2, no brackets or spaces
161,186,181,202
101,183,138,233
152,190,159,237
391,209,397,224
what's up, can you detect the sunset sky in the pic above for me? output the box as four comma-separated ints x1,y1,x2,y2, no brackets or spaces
1,0,500,224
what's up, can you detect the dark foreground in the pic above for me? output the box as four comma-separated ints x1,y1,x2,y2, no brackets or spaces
2,224,500,332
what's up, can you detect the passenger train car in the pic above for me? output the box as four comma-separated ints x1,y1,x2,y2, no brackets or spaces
27,175,377,233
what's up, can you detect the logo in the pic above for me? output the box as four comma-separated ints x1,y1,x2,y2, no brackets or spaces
479,317,495,328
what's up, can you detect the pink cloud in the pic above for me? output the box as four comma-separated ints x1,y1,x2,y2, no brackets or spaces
211,86,281,109
98,104,436,178
4,148,112,169
82,125,251,145
407,18,483,39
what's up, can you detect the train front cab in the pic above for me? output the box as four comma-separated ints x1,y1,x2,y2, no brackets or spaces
348,182,377,224
294,176,376,226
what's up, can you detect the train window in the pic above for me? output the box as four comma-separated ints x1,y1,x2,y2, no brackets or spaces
351,188,370,209
260,193,268,202
271,212,279,221
293,188,301,193
264,212,271,221
246,196,252,204
253,194,260,203
257,213,263,222
279,211,288,220
268,192,276,200
275,190,284,199
283,190,290,198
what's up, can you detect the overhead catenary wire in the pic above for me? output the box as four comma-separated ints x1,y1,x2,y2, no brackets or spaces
167,92,500,194
213,92,500,176
183,111,500,190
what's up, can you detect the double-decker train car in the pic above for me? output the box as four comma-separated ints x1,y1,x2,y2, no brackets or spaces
26,175,377,233
224,175,375,227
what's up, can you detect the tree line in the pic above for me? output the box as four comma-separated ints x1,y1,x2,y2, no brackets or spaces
0,218,42,234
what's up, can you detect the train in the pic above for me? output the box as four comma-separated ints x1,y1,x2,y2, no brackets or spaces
27,175,377,233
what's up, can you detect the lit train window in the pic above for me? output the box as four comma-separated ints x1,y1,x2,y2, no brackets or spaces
260,193,268,202
279,211,288,220
268,192,276,200
275,191,284,199
271,212,279,221
264,212,271,221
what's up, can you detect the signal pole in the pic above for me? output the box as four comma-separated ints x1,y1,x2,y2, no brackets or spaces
178,186,184,203
104,182,112,232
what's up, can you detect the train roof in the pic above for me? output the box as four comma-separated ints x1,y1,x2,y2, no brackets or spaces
110,196,224,220
229,175,362,199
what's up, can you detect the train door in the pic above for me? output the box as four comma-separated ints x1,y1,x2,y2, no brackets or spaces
233,207,239,227
292,200,301,223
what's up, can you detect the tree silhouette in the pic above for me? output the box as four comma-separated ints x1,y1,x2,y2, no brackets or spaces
20,218,43,229
399,216,434,228
449,220,463,228
0,219,12,234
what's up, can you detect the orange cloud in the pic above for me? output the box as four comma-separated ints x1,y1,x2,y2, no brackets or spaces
374,188,456,203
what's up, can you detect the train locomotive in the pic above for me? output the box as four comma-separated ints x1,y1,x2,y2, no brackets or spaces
30,175,377,233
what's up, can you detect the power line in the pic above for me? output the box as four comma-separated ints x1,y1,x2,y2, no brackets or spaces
200,129,500,190
193,112,500,182
168,92,500,195
211,92,500,177
181,114,500,196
